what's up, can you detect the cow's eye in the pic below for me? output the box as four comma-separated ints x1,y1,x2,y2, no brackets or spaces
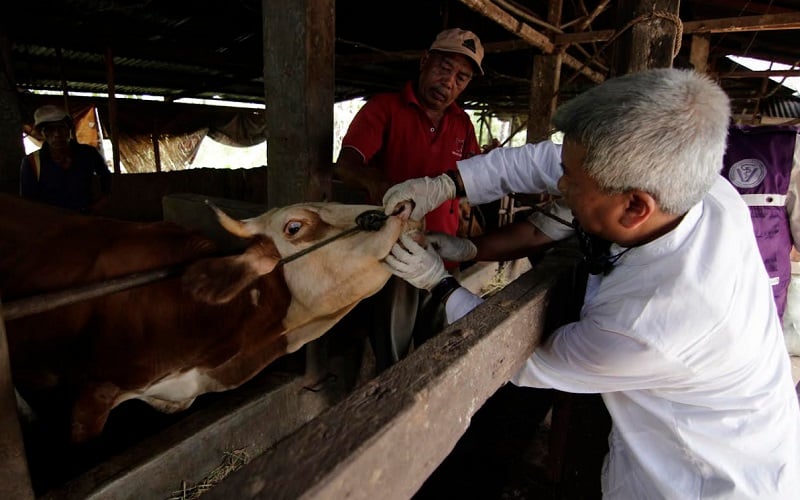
284,220,303,235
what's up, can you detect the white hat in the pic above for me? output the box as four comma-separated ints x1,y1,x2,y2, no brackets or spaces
34,105,72,129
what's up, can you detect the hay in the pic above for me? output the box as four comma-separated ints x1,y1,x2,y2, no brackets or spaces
167,449,249,499
480,264,511,298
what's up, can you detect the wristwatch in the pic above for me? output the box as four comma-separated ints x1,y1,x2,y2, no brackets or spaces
431,276,461,304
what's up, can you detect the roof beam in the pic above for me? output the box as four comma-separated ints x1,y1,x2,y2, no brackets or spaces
456,0,604,82
684,11,800,33
718,70,800,78
554,11,800,44
686,0,797,15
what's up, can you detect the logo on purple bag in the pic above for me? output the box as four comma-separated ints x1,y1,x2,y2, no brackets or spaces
729,158,766,189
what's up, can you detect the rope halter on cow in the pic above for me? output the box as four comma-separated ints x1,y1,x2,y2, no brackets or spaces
2,209,390,320
276,209,388,267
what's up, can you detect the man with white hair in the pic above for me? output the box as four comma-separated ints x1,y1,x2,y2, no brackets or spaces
382,68,800,498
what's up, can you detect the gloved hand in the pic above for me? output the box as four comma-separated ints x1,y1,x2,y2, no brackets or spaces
384,233,450,290
427,232,478,262
382,174,456,221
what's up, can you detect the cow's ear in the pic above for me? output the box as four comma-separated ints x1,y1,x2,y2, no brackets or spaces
183,236,280,304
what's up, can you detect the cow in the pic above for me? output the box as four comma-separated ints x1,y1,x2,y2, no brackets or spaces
0,193,418,444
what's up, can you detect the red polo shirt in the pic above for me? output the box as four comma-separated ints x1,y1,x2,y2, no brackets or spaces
341,81,480,237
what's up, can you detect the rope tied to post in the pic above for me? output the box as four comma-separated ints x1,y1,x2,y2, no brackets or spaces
561,9,684,89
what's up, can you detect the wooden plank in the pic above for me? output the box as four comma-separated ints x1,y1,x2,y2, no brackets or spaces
609,0,681,76
457,0,604,83
690,35,710,74
42,372,341,499
683,12,800,34
204,250,582,500
554,29,615,44
0,303,34,500
554,12,800,45
104,47,121,175
262,0,334,207
528,0,562,144
719,69,800,78
695,0,797,15
0,35,24,194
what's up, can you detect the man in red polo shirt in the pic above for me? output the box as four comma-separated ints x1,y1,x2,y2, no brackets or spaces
334,27,483,371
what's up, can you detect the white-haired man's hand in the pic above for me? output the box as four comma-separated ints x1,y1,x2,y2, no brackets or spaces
382,174,455,221
426,232,478,262
384,233,450,291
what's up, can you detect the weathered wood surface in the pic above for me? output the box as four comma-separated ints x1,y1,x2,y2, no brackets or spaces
263,0,334,207
0,304,34,500
42,372,340,500
205,250,581,500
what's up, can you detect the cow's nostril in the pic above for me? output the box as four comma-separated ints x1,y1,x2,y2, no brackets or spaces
355,210,388,231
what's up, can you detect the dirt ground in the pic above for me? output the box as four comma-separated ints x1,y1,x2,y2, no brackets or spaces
414,384,611,500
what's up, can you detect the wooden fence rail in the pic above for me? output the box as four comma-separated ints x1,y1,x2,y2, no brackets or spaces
206,251,581,499
1,248,581,499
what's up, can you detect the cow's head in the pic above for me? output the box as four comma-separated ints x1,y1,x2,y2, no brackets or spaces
184,201,419,351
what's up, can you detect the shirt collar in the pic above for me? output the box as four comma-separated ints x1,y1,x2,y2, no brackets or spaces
610,199,703,265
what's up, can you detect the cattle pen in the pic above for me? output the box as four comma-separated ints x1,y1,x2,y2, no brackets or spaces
3,1,800,498
0,242,582,499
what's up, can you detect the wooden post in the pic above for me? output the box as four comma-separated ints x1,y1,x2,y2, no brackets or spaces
55,46,71,112
609,0,681,76
105,46,121,174
262,0,335,382
262,0,334,207
152,117,162,172
690,34,710,74
0,303,35,500
0,35,23,194
527,0,563,144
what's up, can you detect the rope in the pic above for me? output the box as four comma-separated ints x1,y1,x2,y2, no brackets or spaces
561,9,684,89
276,209,388,267
2,210,390,320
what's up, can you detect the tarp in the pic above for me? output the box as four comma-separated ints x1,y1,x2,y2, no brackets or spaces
21,96,266,173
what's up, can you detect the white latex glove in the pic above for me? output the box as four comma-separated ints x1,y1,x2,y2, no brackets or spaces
382,174,456,221
384,233,450,291
427,232,478,262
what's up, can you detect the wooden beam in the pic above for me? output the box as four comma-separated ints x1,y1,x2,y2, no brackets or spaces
263,0,334,207
718,69,800,78
609,0,681,77
104,46,121,175
457,0,554,52
0,305,34,500
554,12,800,44
456,0,604,83
692,0,797,15
690,35,710,74
0,35,24,195
204,252,582,500
528,0,562,144
553,29,614,44
683,11,800,34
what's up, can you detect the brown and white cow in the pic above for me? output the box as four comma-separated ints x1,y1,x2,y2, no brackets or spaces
0,193,416,443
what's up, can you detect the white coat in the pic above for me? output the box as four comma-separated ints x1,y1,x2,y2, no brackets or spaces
451,142,800,499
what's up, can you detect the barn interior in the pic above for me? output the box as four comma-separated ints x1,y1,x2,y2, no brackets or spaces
1,1,800,498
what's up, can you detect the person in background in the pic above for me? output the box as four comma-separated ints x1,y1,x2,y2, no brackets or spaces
721,124,800,329
381,68,800,498
20,104,112,214
333,28,483,371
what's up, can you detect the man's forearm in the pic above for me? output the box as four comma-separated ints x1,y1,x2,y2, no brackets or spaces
472,220,555,261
